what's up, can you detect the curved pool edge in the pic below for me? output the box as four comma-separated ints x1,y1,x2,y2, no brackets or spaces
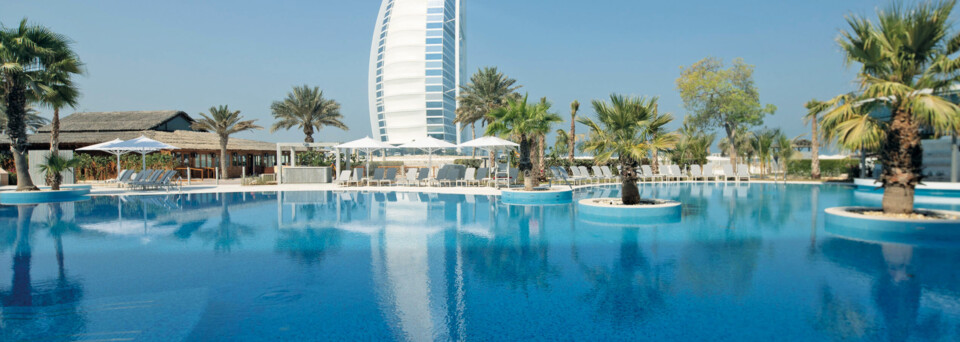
577,197,682,225
501,188,573,205
824,206,960,247
0,185,92,205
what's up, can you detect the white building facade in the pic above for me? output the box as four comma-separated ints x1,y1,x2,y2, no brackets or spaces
368,0,465,144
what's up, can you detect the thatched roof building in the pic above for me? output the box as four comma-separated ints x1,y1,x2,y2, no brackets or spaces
0,110,280,178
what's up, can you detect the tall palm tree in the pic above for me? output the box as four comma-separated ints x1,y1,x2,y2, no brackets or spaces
487,95,562,191
270,85,347,143
535,97,555,182
579,94,664,204
29,44,82,159
822,0,960,213
1,19,78,191
804,99,829,179
191,105,262,179
456,67,521,156
0,104,48,134
569,100,579,162
644,98,677,174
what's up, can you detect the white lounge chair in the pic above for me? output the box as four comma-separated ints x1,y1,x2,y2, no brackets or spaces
335,170,353,186
690,165,704,181
601,166,620,182
736,164,751,182
671,165,689,181
721,164,737,181
579,166,599,184
457,167,476,186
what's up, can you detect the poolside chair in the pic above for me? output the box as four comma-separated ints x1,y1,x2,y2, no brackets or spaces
591,166,608,183
601,165,620,182
466,167,487,186
702,164,719,182
130,170,164,190
736,164,751,182
416,167,431,186
378,168,398,186
107,170,133,186
439,165,463,187
335,170,352,187
640,165,660,182
364,168,385,186
397,168,417,186
457,168,476,186
671,165,689,181
580,166,599,184
122,169,153,187
137,170,177,191
690,165,704,181
428,166,448,186
550,167,575,189
569,166,588,184
657,166,672,182
721,164,737,181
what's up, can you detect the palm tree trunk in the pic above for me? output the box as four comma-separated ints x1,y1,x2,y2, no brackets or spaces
811,119,820,180
651,148,660,174
880,108,921,214
620,156,640,205
220,137,230,179
304,127,314,143
569,111,576,163
471,123,477,158
49,106,62,190
537,134,546,182
519,136,535,191
724,124,737,171
4,78,38,191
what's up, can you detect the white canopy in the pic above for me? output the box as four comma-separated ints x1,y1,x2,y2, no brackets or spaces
458,136,519,149
399,137,457,176
335,136,394,150
97,135,179,171
78,139,129,177
334,137,394,176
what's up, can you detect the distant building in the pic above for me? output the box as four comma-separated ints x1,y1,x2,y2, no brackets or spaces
0,110,279,178
368,0,466,144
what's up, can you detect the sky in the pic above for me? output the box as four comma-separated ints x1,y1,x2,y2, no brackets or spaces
1,0,894,148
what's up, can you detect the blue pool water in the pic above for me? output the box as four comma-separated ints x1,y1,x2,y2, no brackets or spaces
1,183,960,341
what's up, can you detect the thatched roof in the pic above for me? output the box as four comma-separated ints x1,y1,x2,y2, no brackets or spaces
792,139,813,148
36,110,192,133
0,130,276,152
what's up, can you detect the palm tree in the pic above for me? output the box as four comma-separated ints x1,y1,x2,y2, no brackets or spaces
0,104,49,134
805,99,829,179
1,19,78,191
569,100,579,162
822,0,960,213
29,45,82,158
773,132,797,174
750,128,777,177
486,95,562,191
535,97,555,182
644,99,677,174
455,67,522,156
579,94,664,204
270,85,347,143
191,105,262,179
37,153,80,191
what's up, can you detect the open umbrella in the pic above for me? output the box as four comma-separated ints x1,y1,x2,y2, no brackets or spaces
106,135,179,171
335,137,394,177
399,137,457,176
459,136,520,187
77,138,128,179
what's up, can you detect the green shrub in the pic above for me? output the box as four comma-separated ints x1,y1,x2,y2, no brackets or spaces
787,159,858,178
295,150,334,167
454,159,483,168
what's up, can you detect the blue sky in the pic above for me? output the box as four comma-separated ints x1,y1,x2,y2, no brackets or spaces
1,0,889,146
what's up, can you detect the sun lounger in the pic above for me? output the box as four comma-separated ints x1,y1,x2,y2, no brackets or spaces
122,169,154,187
721,164,737,181
601,165,620,182
442,165,466,187
378,168,398,186
467,167,487,186
416,168,431,186
690,165,704,181
671,165,689,181
335,170,353,186
107,170,132,185
580,166,599,183
364,168,385,186
640,165,660,182
736,164,751,182
457,168,476,186
130,170,166,190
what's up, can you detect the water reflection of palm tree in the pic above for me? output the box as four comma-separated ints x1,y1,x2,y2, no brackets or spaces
0,204,85,340
275,227,342,265
463,206,556,291
812,284,877,340
577,228,668,325
199,198,254,252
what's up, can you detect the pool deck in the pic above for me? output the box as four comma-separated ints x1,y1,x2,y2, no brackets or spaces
1,179,828,197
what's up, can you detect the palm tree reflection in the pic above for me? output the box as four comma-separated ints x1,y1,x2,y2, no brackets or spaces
275,227,342,265
463,205,556,291
198,198,254,252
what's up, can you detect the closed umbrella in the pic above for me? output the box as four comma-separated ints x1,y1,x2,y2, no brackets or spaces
399,137,457,176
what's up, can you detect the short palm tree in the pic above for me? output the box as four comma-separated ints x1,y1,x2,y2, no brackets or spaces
804,99,829,179
750,129,778,177
191,105,262,179
456,67,522,153
32,60,82,157
643,99,678,174
578,94,660,205
270,85,347,143
37,153,80,191
822,0,960,213
1,19,78,191
486,95,562,191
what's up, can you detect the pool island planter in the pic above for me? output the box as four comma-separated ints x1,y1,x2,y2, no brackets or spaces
824,206,960,247
577,198,682,225
0,184,92,205
500,187,573,205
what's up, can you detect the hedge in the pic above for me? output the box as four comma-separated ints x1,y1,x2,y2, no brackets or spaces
787,159,859,178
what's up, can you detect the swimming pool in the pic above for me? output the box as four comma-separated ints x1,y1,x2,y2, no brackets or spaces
1,183,959,341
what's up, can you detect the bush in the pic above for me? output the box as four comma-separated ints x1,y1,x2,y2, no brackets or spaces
787,159,859,178
454,159,483,168
295,150,334,167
